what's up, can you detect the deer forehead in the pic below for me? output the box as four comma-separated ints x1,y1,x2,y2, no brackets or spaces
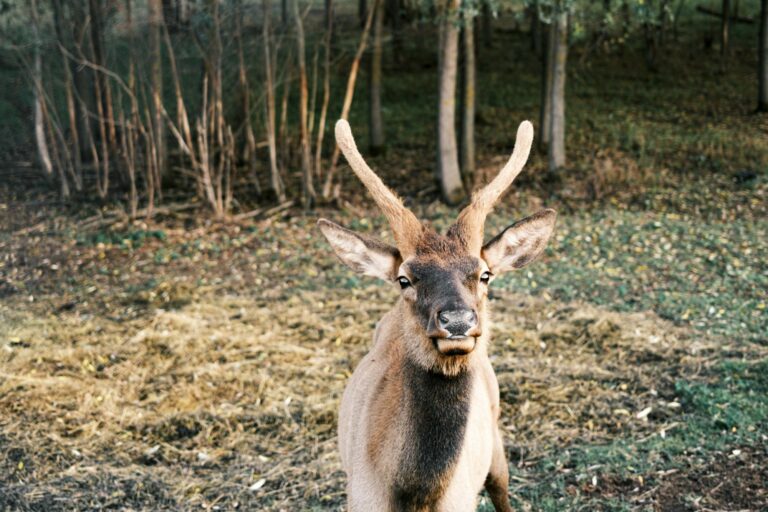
398,255,488,281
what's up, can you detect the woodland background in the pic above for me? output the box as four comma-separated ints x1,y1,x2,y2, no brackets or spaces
0,0,766,510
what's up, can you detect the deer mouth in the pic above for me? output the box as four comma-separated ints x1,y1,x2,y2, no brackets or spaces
434,336,476,356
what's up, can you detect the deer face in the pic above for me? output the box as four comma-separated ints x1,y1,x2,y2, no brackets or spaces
318,209,555,368
318,120,555,374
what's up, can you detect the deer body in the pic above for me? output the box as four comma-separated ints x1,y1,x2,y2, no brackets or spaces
339,304,501,511
320,120,556,511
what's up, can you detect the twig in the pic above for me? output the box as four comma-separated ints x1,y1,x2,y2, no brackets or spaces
232,200,294,222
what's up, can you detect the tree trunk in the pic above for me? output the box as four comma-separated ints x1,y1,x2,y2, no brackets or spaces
481,0,493,48
89,0,113,198
315,0,333,180
294,0,316,208
529,2,542,57
234,0,259,195
263,0,286,199
322,0,377,199
640,0,657,69
369,0,385,154
30,0,54,181
548,11,567,172
539,21,554,151
437,0,465,205
360,0,368,28
325,0,335,45
178,0,190,26
721,0,731,56
460,8,475,186
388,0,402,61
760,0,768,111
89,0,115,147
148,0,166,186
52,0,82,189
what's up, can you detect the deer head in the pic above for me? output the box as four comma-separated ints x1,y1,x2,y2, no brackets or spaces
319,120,556,376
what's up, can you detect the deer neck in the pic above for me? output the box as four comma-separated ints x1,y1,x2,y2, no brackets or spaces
390,357,473,509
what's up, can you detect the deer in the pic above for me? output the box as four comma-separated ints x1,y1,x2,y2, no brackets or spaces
318,119,556,512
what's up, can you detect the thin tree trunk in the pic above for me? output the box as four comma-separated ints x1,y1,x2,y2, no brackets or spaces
369,0,385,154
437,0,465,205
325,0,335,45
88,0,116,148
760,0,768,111
460,8,475,186
70,4,91,165
322,0,378,199
30,0,55,181
315,0,333,180
529,3,541,56
388,0,402,62
52,0,83,190
179,0,190,25
148,0,166,186
124,0,138,217
643,0,659,70
234,0,260,195
263,0,286,199
721,0,731,56
539,21,554,151
294,0,316,207
548,11,567,172
279,57,292,173
360,0,368,28
481,0,493,48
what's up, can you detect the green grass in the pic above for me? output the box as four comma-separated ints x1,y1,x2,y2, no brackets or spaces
495,209,768,345
488,358,768,510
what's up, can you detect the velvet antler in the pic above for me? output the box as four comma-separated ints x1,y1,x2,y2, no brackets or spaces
335,120,424,256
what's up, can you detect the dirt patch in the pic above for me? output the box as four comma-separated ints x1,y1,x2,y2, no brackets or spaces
654,447,768,511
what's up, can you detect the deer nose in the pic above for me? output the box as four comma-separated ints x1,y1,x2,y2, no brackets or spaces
437,309,477,338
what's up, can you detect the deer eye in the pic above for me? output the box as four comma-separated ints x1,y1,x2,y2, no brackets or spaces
480,271,492,284
397,276,411,289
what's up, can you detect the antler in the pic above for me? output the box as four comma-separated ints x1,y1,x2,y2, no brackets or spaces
335,120,423,256
450,121,534,254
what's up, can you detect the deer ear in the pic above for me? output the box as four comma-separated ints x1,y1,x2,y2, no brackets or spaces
318,219,402,281
481,209,557,274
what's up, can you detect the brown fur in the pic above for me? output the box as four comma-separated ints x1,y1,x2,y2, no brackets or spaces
325,119,554,512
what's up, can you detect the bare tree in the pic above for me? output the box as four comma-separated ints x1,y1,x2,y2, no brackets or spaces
52,0,83,190
481,0,493,48
437,0,466,205
548,10,568,172
29,0,55,182
369,0,385,154
148,0,166,185
360,0,368,28
322,0,377,199
387,0,402,61
294,0,316,207
234,0,259,194
760,0,768,111
539,17,553,151
721,0,731,56
315,0,334,180
263,0,286,199
460,6,476,186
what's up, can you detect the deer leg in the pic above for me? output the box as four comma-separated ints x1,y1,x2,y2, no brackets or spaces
484,428,513,512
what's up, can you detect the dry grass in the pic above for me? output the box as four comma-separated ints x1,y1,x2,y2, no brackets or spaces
0,281,723,510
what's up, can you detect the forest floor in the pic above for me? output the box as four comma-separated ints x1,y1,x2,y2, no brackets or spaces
2,11,768,512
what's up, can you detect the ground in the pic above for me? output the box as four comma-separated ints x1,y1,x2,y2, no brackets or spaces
1,6,768,512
